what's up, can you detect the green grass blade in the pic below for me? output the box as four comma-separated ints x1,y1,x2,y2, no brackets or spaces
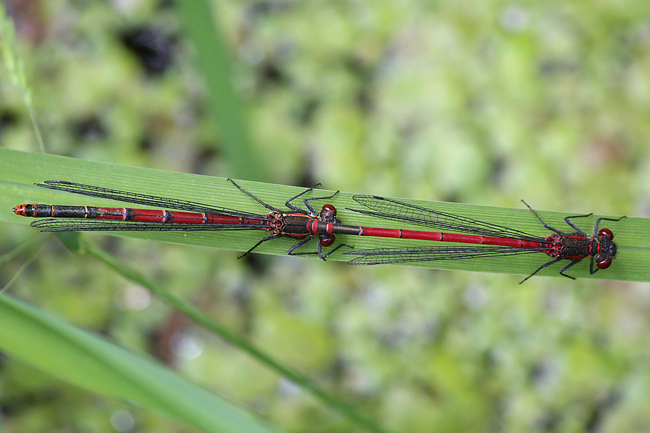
0,235,48,293
0,292,277,433
174,0,266,180
0,4,44,152
85,240,388,433
1,148,647,281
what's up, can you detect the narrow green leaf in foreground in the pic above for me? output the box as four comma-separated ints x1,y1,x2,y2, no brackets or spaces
85,241,388,433
0,292,276,433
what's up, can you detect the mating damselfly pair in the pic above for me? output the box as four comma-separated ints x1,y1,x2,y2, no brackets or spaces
14,180,625,282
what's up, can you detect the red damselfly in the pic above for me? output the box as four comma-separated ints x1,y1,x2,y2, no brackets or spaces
340,195,625,282
14,182,625,281
13,180,351,259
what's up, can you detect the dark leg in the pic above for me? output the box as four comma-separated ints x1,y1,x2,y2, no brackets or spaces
285,236,316,256
237,234,277,258
519,256,564,284
228,178,281,213
302,191,340,215
282,184,325,213
557,258,583,279
319,243,353,260
591,215,626,237
521,200,566,235
562,213,593,236
286,236,353,260
589,257,597,275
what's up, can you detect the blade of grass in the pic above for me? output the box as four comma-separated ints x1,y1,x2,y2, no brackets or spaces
174,0,266,180
2,149,647,281
0,232,45,265
0,235,48,293
0,292,277,433
0,4,44,152
85,239,389,433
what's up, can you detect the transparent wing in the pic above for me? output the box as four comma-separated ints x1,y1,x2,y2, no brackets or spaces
344,246,546,265
37,180,263,218
351,195,540,241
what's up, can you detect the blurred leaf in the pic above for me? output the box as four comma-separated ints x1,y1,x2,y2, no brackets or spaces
0,292,276,433
0,3,44,151
175,0,266,180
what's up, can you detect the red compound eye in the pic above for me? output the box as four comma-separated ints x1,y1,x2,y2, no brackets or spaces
598,228,614,240
320,234,335,246
321,204,337,216
595,253,612,269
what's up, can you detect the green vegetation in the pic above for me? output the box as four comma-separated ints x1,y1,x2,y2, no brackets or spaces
1,1,649,432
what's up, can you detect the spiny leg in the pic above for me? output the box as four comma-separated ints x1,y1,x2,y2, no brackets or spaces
519,256,564,284
591,215,626,237
237,234,277,258
286,236,353,260
283,184,326,213
562,213,594,236
228,178,281,213
285,236,316,256
319,243,353,260
521,200,565,235
302,191,340,215
557,258,583,279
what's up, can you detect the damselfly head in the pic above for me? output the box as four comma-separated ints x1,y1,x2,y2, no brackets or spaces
594,234,618,270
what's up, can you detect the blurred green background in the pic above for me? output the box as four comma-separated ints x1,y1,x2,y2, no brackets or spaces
1,0,650,432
